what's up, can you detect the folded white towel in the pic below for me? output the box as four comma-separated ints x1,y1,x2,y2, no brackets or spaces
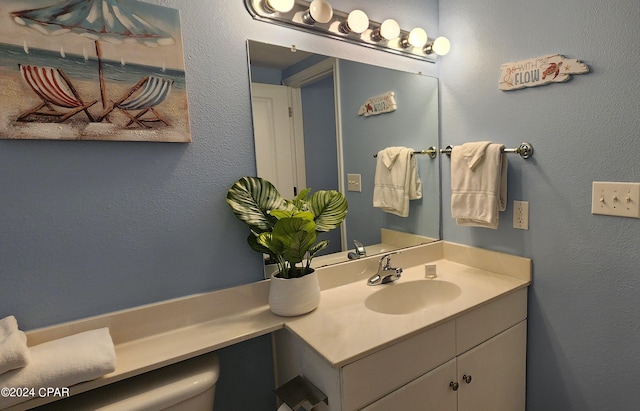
0,328,116,409
373,147,422,217
451,142,507,229
0,316,30,375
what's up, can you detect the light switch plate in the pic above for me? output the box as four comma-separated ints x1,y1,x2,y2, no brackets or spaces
592,181,640,218
347,174,362,192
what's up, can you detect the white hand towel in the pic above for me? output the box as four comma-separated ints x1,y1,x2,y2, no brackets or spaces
373,147,422,217
379,146,404,169
0,327,116,409
0,316,30,375
451,142,507,229
460,141,491,170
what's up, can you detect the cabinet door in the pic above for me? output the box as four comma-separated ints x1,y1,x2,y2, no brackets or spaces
457,320,527,411
342,321,456,410
361,359,457,411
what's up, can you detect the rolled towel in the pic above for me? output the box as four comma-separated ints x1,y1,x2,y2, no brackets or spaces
0,315,30,375
0,327,116,409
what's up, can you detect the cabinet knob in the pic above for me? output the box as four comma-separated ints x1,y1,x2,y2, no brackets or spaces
463,374,472,384
449,381,459,391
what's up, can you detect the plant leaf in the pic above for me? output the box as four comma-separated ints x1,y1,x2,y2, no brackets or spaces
247,233,272,255
308,240,329,258
226,177,288,233
256,232,284,256
310,190,348,232
271,217,317,264
295,187,311,201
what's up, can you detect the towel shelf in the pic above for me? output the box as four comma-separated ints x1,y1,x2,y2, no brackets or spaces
373,146,438,159
440,142,534,159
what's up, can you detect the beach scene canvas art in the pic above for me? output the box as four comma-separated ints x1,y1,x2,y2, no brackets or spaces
0,0,191,142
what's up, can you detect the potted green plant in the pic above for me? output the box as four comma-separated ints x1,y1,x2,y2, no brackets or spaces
226,176,348,316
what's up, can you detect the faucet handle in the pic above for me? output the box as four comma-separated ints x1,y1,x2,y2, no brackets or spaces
368,251,402,286
348,240,367,260
378,251,400,268
380,250,399,258
379,250,400,260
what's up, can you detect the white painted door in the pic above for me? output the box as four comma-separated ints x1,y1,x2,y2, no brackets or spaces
251,82,305,198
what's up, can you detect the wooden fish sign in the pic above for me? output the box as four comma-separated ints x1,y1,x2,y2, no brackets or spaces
358,91,397,117
499,54,589,91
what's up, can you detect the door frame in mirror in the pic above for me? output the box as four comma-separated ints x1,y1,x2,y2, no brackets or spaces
281,57,347,248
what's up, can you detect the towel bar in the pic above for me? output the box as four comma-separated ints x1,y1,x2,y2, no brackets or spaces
440,142,534,159
373,146,438,159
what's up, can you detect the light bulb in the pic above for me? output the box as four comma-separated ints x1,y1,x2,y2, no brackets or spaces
339,10,369,34
371,19,400,41
302,0,333,25
263,0,294,13
402,27,428,48
432,36,451,56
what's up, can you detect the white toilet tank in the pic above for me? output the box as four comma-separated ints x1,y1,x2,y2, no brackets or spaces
35,352,220,411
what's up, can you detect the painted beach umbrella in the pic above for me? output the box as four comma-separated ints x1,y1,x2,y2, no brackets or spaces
11,0,175,110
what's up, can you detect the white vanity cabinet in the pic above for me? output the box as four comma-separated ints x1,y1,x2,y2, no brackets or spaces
363,320,526,411
274,288,528,411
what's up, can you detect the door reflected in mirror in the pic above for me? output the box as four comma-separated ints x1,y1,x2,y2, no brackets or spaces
248,40,440,268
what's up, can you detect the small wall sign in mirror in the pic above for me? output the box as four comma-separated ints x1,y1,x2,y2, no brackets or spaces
358,91,397,117
499,54,589,91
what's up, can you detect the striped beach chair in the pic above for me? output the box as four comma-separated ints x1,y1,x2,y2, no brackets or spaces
17,64,97,122
97,76,173,128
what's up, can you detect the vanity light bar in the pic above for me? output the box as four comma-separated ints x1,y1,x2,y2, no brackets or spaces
245,0,447,62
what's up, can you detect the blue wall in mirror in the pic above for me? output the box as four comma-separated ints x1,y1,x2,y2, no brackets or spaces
339,60,440,245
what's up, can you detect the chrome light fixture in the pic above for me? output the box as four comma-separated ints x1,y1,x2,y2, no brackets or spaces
401,27,428,48
370,19,400,42
263,0,295,13
424,36,451,56
302,0,333,24
338,10,369,34
245,0,450,62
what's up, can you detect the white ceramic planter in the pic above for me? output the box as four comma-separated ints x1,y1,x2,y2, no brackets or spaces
269,271,321,317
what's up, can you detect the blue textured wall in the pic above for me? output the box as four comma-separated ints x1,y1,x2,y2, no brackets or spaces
6,0,634,409
0,1,438,410
439,0,640,409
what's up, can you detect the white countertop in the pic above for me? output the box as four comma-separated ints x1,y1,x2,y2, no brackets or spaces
286,259,528,367
10,241,531,410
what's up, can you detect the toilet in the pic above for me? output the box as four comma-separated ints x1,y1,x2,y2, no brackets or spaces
35,352,220,411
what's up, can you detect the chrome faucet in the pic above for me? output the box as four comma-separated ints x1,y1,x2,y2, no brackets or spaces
348,240,367,260
367,252,403,286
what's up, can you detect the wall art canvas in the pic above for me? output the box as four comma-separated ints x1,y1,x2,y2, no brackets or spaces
0,0,191,142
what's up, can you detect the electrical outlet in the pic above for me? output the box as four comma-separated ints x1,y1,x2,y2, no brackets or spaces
513,200,529,230
347,174,362,192
592,181,640,218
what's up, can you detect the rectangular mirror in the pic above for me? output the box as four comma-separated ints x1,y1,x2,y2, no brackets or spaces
247,40,440,268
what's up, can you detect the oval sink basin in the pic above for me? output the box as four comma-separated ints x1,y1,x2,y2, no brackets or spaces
365,280,462,315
